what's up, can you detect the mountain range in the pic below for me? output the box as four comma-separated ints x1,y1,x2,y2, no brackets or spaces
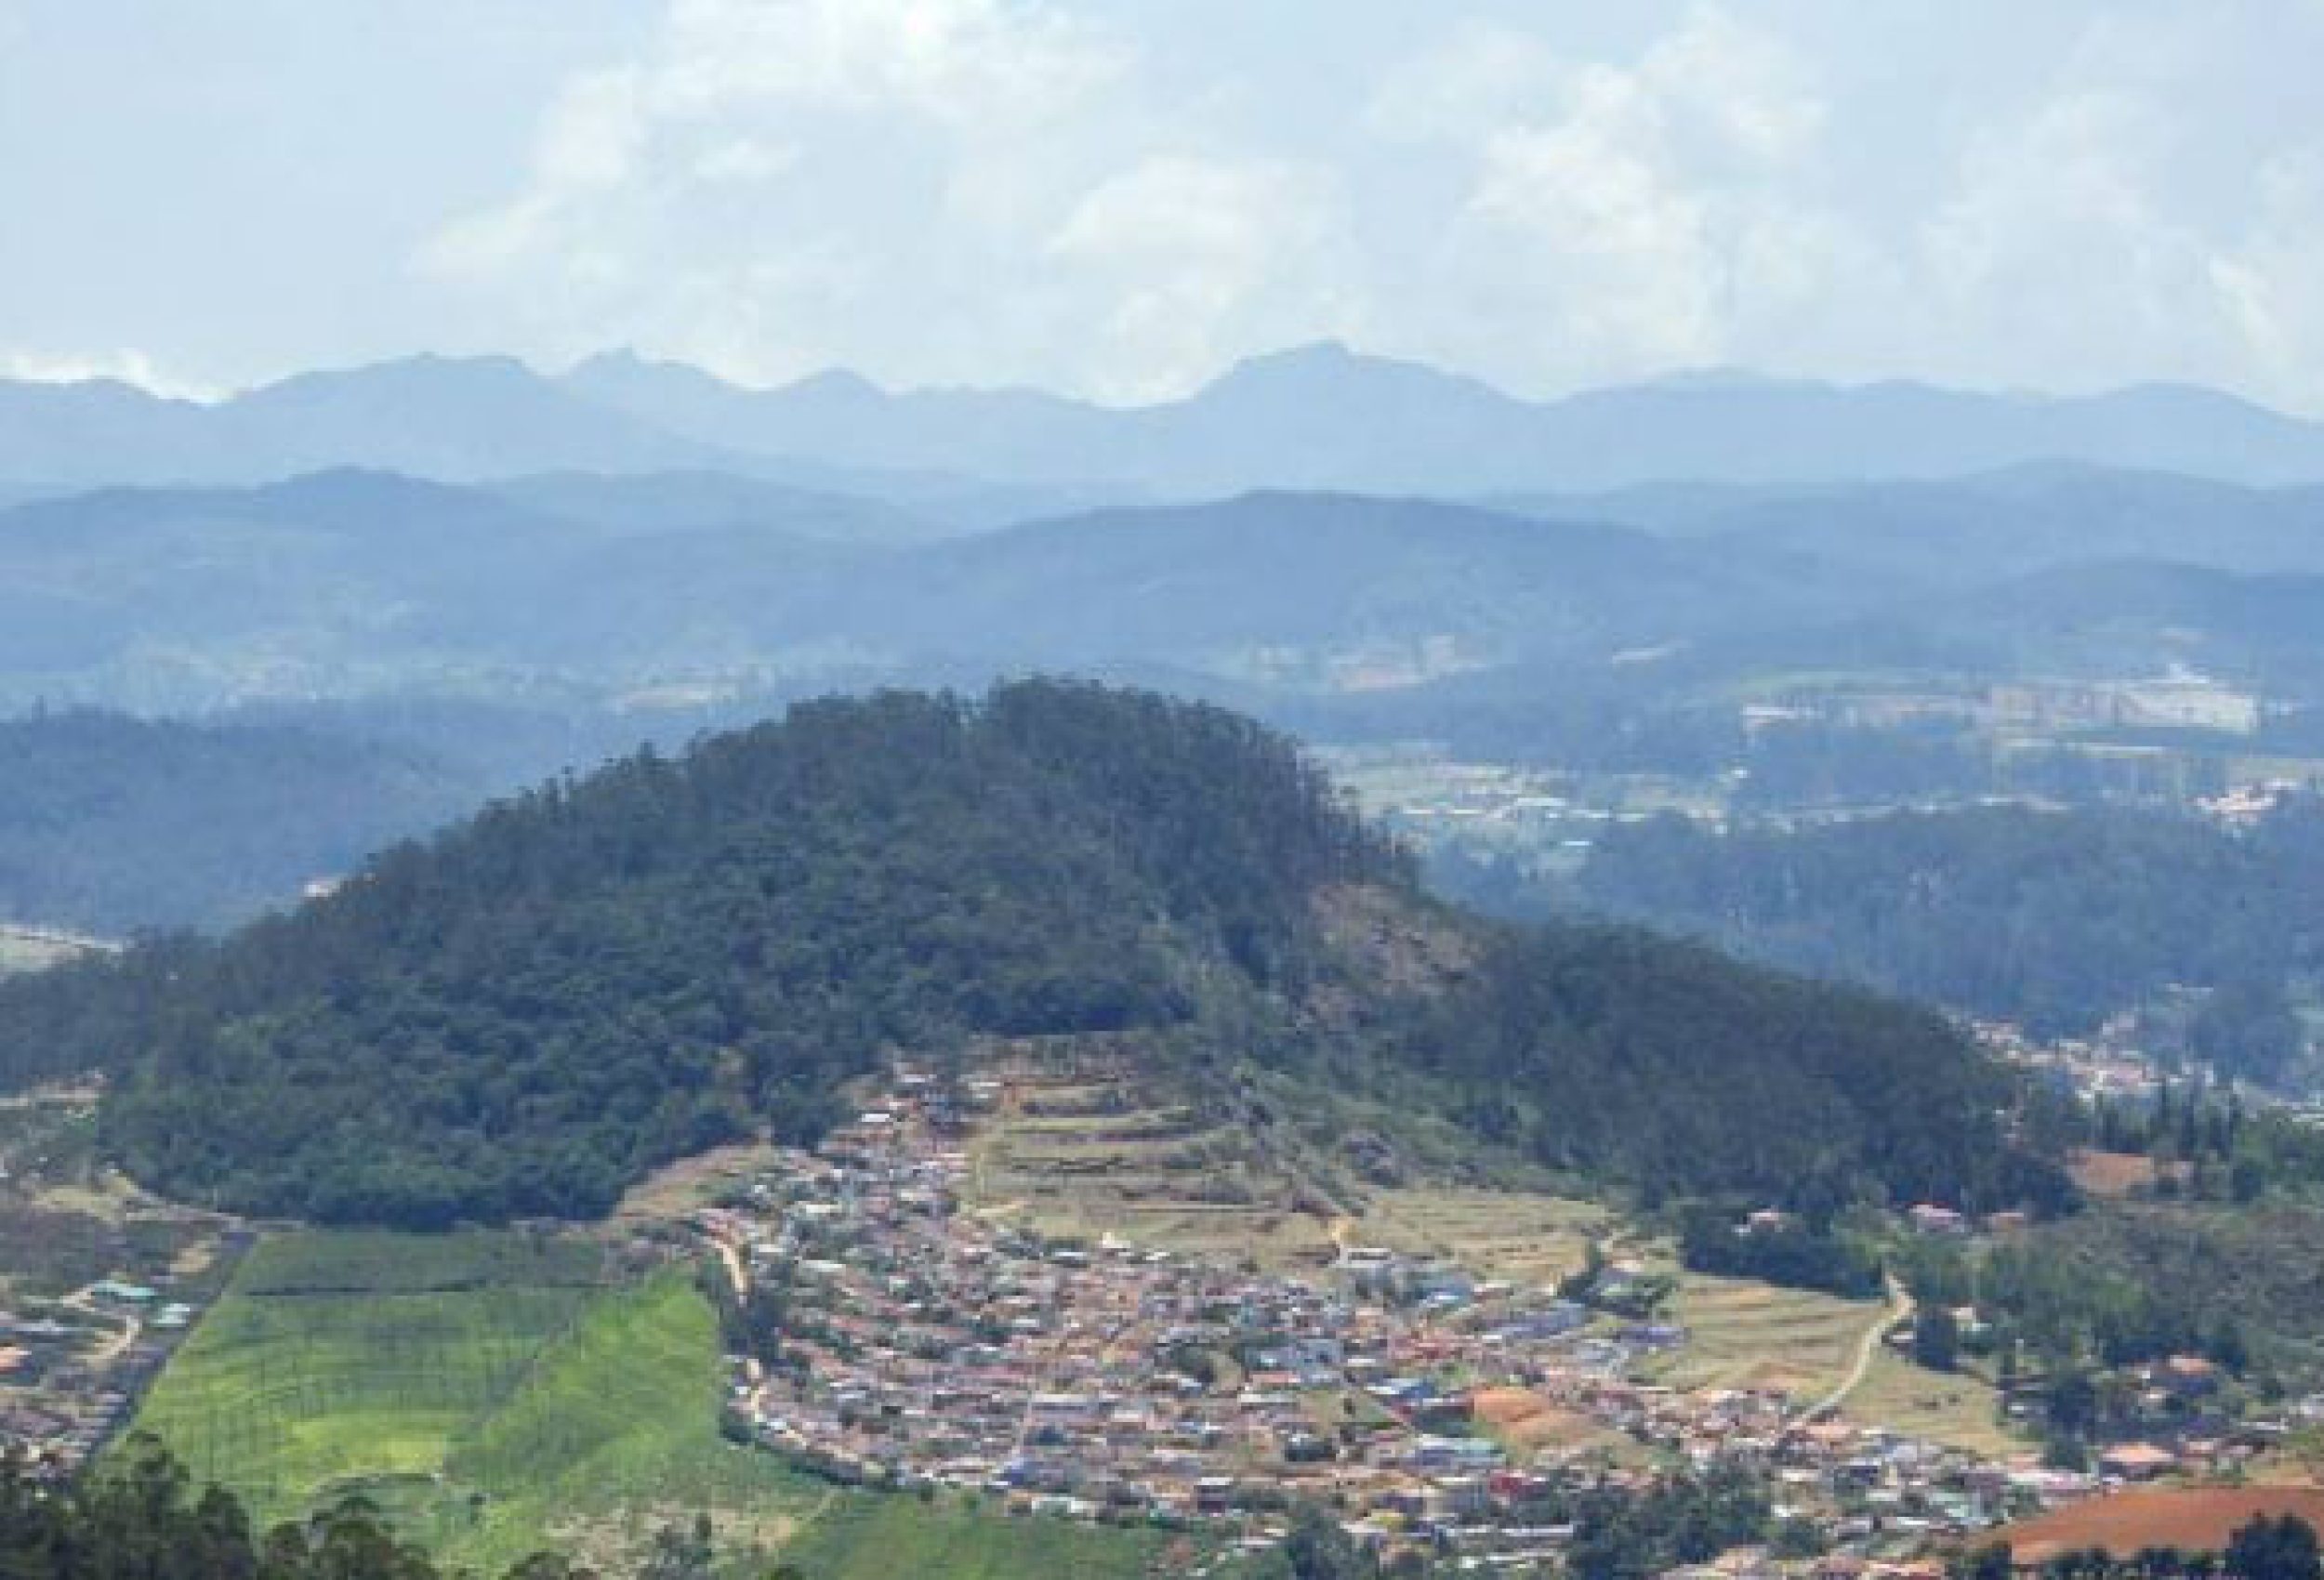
10,345,2324,497
14,464,2324,722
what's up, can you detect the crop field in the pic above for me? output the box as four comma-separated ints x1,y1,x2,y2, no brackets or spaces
965,1049,1344,1267
1351,1187,1614,1288
960,1039,1604,1279
1654,1274,1876,1400
2068,1149,2186,1200
777,1494,1180,1580
1471,1387,1632,1461
1989,1486,2324,1563
1841,1349,2019,1457
135,1232,826,1570
132,1231,615,1526
132,1229,1171,1576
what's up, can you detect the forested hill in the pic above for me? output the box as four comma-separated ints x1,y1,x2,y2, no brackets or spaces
2,683,1398,1223
0,682,2043,1226
1554,802,2324,1060
0,710,478,932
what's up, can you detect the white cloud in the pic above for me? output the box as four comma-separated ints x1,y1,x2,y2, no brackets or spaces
692,137,799,184
2209,151,2324,402
1366,20,1563,145
417,0,1142,387
392,0,2324,409
1048,154,1351,402
0,348,220,402
416,0,1365,396
1898,10,2324,404
1401,4,1847,386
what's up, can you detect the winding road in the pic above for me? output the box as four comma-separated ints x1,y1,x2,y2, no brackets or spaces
1805,1273,1913,1420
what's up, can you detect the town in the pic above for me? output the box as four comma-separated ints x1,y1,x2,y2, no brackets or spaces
696,1060,2147,1574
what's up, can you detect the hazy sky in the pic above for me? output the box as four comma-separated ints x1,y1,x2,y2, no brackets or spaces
7,1,2324,408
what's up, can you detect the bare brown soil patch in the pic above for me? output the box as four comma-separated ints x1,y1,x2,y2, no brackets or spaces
1472,1389,1618,1454
2068,1151,2190,1199
1988,1486,2324,1563
610,1141,782,1222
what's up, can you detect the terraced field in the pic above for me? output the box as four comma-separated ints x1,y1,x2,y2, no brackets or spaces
1655,1273,1878,1400
965,1047,1343,1267
1351,1187,1615,1288
961,1040,1614,1283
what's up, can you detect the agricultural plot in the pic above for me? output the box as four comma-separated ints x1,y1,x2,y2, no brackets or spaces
1471,1388,1634,1463
135,1233,829,1569
1841,1349,2020,1458
132,1229,1169,1577
1991,1486,2324,1564
1349,1188,1613,1288
965,1050,1343,1267
132,1231,614,1523
964,1048,1631,1288
1654,1273,1877,1400
777,1494,1179,1580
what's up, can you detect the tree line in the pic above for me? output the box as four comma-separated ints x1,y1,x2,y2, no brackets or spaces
0,1437,797,1580
1543,799,2324,1065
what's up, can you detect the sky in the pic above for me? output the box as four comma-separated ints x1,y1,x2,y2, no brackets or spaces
5,0,2324,409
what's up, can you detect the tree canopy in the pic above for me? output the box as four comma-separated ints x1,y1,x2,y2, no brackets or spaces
0,682,2043,1227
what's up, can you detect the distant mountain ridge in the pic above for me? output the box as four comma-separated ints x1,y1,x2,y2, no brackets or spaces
8,344,2324,494
16,467,2324,718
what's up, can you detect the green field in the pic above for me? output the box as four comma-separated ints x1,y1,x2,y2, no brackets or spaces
133,1232,624,1540
133,1229,1173,1576
779,1496,1179,1580
1655,1272,1876,1399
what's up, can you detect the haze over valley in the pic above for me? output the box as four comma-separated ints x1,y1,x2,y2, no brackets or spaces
11,7,2324,1580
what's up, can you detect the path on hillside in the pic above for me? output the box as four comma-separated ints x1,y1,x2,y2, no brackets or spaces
713,1234,747,1302
1806,1273,1911,1420
59,1289,140,1366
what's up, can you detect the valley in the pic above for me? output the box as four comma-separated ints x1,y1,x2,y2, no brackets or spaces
7,681,2324,1580
11,15,2324,1578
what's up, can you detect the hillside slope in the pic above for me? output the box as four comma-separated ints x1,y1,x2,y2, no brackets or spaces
0,683,2041,1225
1559,801,2324,1060
0,710,480,931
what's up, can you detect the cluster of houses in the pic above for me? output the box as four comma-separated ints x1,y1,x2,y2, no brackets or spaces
0,1281,191,1478
0,1088,241,1481
698,1073,2121,1569
1974,1021,2175,1109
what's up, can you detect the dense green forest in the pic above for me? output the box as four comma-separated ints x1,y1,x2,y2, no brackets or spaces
1469,799,2324,1057
0,710,478,932
1373,924,2051,1216
0,684,1396,1222
0,683,2047,1227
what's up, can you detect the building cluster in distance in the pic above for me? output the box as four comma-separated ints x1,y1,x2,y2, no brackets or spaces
0,1086,244,1479
697,1069,2129,1572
